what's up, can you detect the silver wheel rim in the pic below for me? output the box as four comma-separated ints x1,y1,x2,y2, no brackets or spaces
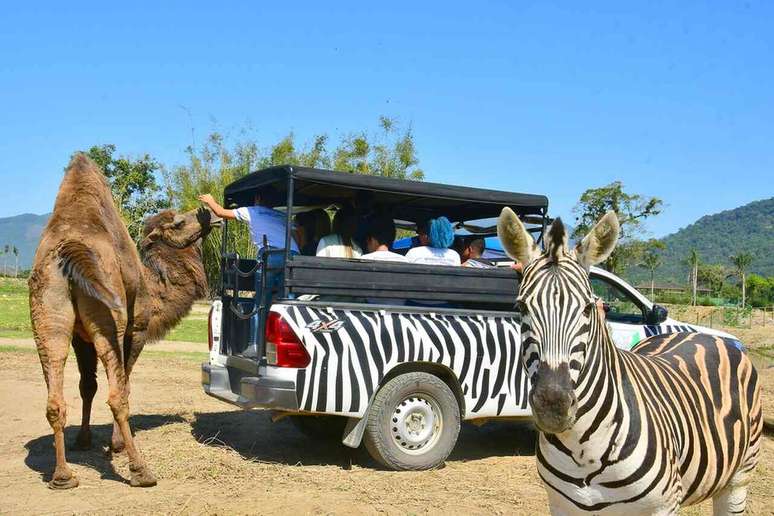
390,394,443,455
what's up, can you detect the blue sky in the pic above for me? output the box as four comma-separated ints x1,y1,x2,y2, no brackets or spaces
1,1,772,237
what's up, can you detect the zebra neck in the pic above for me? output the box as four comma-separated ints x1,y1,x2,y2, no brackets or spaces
569,312,624,443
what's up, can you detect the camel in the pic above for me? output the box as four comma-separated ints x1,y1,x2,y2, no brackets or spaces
29,153,220,489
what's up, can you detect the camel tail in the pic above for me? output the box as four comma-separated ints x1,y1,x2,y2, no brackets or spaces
57,241,122,310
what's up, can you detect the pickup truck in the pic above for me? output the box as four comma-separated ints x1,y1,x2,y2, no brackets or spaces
202,165,735,470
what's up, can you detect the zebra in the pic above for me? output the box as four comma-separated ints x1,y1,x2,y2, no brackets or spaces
497,208,762,515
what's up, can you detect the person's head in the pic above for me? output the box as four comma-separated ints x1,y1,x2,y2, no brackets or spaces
463,238,486,261
333,204,359,256
293,211,315,248
254,187,280,207
295,209,331,248
497,207,620,435
415,219,430,246
365,215,397,253
311,209,332,241
428,217,454,249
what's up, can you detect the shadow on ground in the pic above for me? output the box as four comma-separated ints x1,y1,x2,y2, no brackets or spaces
24,413,185,484
191,410,536,469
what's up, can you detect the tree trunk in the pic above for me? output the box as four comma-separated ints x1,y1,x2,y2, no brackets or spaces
650,270,655,299
14,256,18,278
741,272,746,308
692,263,698,306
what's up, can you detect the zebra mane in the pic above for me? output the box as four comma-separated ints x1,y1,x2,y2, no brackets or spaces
547,217,567,262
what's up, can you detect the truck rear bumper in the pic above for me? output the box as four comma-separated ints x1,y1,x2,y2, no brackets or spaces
202,362,299,411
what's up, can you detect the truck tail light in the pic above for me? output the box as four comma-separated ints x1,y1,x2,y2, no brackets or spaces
207,305,214,351
265,312,310,368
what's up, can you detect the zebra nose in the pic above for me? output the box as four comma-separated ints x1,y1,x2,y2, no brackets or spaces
529,362,577,433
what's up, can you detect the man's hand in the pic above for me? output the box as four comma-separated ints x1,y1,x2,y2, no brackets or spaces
198,194,217,208
198,194,236,220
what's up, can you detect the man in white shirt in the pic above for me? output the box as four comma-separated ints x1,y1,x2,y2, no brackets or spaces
361,215,408,262
198,192,298,252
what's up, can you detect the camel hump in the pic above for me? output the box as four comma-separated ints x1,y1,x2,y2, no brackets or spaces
62,152,111,191
57,240,123,311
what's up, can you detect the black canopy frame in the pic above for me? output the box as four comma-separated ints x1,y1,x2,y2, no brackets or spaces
221,165,549,296
224,165,548,219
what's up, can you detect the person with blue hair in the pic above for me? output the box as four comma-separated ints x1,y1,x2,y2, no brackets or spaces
405,216,461,266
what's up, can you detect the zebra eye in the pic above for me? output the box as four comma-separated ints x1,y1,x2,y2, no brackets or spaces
583,301,595,317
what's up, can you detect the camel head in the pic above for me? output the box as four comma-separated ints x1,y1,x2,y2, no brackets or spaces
141,207,221,250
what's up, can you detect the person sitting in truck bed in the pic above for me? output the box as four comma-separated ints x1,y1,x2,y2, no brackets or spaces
461,238,495,268
316,204,363,258
295,208,330,256
405,217,461,266
361,214,408,263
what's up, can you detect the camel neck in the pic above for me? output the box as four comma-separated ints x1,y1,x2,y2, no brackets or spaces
140,244,207,341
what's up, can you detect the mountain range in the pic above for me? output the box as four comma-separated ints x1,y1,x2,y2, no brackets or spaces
0,213,50,273
626,197,773,283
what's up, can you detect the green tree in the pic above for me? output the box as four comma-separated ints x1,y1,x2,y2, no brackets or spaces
572,181,662,273
731,252,754,308
12,245,18,278
696,263,729,297
166,117,424,292
746,274,773,307
684,249,700,306
85,144,169,244
638,239,665,299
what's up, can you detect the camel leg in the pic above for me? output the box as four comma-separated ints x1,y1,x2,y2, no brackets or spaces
92,334,156,487
31,277,78,489
112,333,145,453
71,335,97,450
40,341,78,489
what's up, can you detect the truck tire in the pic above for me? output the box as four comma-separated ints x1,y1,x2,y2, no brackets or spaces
363,372,460,470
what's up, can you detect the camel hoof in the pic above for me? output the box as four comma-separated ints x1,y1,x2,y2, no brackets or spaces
70,432,92,451
129,464,157,488
48,475,79,490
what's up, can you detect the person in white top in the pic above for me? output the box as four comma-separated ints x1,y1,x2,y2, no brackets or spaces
360,215,408,262
405,216,460,266
316,204,362,258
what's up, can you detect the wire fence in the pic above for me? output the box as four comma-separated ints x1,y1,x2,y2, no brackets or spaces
691,306,774,329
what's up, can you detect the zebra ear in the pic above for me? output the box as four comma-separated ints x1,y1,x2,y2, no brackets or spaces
497,207,540,266
574,210,620,269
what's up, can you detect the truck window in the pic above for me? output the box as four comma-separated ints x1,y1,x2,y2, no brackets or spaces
590,276,645,325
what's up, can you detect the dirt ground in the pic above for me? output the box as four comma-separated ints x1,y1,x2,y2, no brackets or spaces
0,327,772,515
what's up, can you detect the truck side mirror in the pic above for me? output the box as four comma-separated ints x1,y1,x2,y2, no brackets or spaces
646,304,668,325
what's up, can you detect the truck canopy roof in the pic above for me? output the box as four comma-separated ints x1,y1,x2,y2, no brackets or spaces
224,165,548,222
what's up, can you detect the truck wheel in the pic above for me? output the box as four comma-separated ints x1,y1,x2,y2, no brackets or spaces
363,372,460,470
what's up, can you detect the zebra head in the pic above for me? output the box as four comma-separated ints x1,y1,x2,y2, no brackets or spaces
498,208,620,434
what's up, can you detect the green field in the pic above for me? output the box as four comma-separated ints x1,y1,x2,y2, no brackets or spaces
0,277,207,343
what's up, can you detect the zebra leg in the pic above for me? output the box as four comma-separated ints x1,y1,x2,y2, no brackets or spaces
712,484,748,516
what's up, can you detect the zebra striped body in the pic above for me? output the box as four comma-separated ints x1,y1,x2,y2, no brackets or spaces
535,328,762,514
497,208,762,515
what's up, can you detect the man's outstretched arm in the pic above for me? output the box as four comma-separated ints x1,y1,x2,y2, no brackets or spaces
198,194,237,220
